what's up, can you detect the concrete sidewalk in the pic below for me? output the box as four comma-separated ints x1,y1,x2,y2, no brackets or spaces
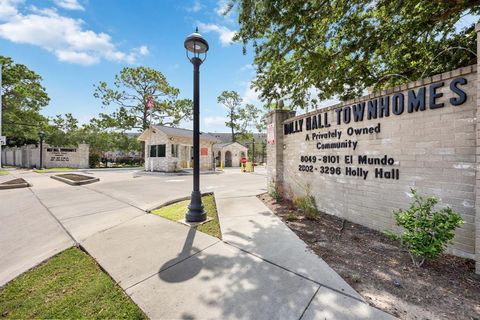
1,170,395,319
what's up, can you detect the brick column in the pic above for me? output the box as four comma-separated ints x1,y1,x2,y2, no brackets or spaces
266,108,295,192
475,23,480,274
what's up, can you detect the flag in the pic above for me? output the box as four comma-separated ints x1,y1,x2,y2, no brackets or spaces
147,95,154,109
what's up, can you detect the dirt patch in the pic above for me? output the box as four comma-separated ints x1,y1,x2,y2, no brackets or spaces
259,193,480,320
56,174,93,181
1,178,27,185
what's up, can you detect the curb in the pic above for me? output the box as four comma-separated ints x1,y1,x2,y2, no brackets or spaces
51,175,100,186
146,191,214,212
0,182,31,190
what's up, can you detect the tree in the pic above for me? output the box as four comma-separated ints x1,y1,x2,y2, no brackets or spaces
218,90,265,141
45,113,80,147
231,0,479,107
93,67,193,131
217,90,243,142
237,103,262,140
1,56,50,146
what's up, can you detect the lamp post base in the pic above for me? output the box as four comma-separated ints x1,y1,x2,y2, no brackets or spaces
186,190,206,222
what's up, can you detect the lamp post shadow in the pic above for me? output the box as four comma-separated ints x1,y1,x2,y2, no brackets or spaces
159,227,204,283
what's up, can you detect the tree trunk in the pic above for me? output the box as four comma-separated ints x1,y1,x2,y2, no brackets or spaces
141,109,148,160
230,110,235,142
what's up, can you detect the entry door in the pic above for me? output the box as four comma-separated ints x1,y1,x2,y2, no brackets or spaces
225,151,232,167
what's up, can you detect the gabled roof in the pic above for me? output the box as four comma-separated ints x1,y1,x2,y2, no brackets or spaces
208,132,267,143
138,125,220,143
214,141,248,149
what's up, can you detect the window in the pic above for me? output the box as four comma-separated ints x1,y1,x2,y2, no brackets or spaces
171,144,179,158
150,145,157,157
149,144,166,157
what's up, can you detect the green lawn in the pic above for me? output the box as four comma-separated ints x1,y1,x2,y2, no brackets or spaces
33,168,76,173
0,170,9,175
152,194,222,239
0,248,146,319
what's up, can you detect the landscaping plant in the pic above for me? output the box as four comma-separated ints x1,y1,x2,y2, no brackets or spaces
386,188,464,267
293,183,319,220
268,180,283,203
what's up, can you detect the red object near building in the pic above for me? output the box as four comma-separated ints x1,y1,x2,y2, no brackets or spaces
241,157,247,164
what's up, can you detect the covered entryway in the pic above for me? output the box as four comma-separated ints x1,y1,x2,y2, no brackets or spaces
225,151,232,167
216,151,221,166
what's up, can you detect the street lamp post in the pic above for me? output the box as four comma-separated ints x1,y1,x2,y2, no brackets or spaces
184,28,209,222
38,131,45,169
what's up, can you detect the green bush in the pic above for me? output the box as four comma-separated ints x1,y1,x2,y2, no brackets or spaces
386,188,464,267
293,194,319,220
114,157,143,166
268,180,283,203
89,153,100,168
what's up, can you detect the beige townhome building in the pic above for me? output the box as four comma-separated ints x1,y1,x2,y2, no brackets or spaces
138,125,219,172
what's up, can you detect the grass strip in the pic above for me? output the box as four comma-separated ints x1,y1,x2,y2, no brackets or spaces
151,194,222,239
33,168,76,173
0,247,146,319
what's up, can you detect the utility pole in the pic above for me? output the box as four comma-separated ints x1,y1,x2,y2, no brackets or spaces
252,137,255,172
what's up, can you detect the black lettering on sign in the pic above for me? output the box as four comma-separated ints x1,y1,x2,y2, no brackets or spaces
429,82,444,109
392,93,404,115
449,77,467,106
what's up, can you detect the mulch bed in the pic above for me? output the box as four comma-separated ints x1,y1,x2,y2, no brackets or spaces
1,178,27,185
56,174,94,182
259,193,480,320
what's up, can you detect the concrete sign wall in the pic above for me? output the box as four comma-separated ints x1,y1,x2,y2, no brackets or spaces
43,144,89,169
267,64,480,273
1,144,89,169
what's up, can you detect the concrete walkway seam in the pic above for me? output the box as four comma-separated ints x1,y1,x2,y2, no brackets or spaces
223,240,366,304
28,187,78,246
123,240,222,291
298,286,321,320
82,185,146,212
59,205,133,221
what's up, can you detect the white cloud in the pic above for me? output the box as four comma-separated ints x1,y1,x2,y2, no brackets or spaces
215,0,233,22
198,22,235,46
56,49,99,64
204,116,228,127
0,0,22,20
186,0,202,12
242,81,261,105
0,3,148,65
240,64,253,71
135,45,149,56
53,0,84,11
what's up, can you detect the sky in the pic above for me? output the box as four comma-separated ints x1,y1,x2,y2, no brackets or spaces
0,0,260,133
0,1,478,134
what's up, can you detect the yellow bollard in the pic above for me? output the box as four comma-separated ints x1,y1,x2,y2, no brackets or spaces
220,160,223,171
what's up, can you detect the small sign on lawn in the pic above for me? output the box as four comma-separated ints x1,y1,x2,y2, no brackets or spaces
0,136,6,146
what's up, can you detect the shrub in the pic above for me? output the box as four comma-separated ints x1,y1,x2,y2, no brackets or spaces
386,188,464,267
89,153,100,168
268,180,283,203
114,157,143,166
286,212,298,222
292,183,319,220
293,194,318,220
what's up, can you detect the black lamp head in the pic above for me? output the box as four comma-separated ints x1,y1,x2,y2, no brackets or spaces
184,27,209,62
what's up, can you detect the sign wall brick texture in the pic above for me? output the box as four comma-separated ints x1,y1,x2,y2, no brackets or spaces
268,65,479,272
